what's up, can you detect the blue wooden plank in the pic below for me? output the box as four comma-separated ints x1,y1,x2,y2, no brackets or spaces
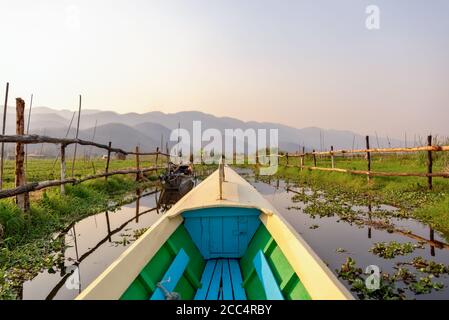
221,259,233,300
206,260,222,300
210,217,223,254
182,207,261,218
194,260,217,300
150,249,190,300
253,250,284,300
223,217,239,254
228,259,247,300
182,207,261,259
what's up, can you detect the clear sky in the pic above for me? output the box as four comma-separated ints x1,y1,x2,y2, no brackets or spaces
1,0,448,138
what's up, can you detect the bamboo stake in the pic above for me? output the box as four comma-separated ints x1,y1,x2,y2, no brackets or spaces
312,149,317,167
25,93,33,176
366,136,371,183
60,144,66,195
71,95,82,177
0,82,9,190
135,146,140,181
300,146,305,169
105,141,111,181
428,135,433,190
331,146,335,168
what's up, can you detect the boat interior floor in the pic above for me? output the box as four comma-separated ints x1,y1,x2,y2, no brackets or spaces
194,259,247,300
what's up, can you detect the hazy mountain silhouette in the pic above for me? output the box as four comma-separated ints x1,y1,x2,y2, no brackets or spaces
0,106,403,156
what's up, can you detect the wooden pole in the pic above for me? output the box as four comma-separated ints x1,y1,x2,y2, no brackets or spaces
312,149,317,167
286,152,289,167
105,141,111,181
71,95,82,177
135,146,140,181
0,82,10,190
60,144,66,195
25,93,33,175
155,147,159,168
427,135,433,190
331,145,335,168
300,146,305,169
366,135,371,182
15,98,29,212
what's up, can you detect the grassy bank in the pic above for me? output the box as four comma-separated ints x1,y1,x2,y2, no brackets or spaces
253,154,449,236
0,174,158,299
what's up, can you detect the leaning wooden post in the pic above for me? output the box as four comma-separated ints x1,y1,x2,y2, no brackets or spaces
312,149,317,167
60,144,66,195
366,135,371,183
135,146,140,181
15,98,30,212
331,146,335,168
427,135,433,190
0,82,10,190
71,95,82,177
105,141,111,181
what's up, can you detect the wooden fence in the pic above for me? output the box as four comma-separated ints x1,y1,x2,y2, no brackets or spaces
279,135,449,189
0,98,171,212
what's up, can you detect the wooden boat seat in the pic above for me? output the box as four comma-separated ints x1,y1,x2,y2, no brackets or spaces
194,259,247,300
253,250,284,300
150,249,190,300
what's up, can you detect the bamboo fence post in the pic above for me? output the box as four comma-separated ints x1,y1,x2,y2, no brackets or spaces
105,141,111,181
366,135,371,183
0,82,10,190
427,135,433,190
60,144,66,195
155,147,159,168
312,149,317,167
15,98,29,212
256,148,259,166
71,95,82,177
300,146,305,170
135,146,140,181
25,93,33,175
330,145,335,168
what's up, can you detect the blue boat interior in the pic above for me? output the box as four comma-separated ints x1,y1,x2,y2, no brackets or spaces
145,206,290,300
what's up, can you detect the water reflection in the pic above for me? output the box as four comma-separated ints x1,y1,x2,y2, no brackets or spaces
252,176,449,299
23,169,449,300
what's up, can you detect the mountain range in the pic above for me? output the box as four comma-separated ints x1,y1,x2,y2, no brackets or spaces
0,106,403,157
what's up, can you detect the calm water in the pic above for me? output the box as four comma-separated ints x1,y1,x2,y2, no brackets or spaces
22,170,449,300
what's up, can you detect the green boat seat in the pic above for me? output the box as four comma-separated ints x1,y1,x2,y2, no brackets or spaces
150,248,190,300
194,259,247,300
253,250,284,300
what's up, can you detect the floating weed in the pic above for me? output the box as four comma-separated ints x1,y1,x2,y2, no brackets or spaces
369,241,423,259
409,275,444,294
133,228,148,240
398,257,449,277
309,224,319,230
392,267,416,285
336,257,405,300
336,247,347,253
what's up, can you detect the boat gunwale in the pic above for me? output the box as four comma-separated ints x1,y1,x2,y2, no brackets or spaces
76,167,353,300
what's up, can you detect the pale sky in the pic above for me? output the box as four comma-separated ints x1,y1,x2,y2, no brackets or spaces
1,0,448,138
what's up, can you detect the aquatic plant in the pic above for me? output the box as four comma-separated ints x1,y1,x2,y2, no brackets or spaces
369,241,423,259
